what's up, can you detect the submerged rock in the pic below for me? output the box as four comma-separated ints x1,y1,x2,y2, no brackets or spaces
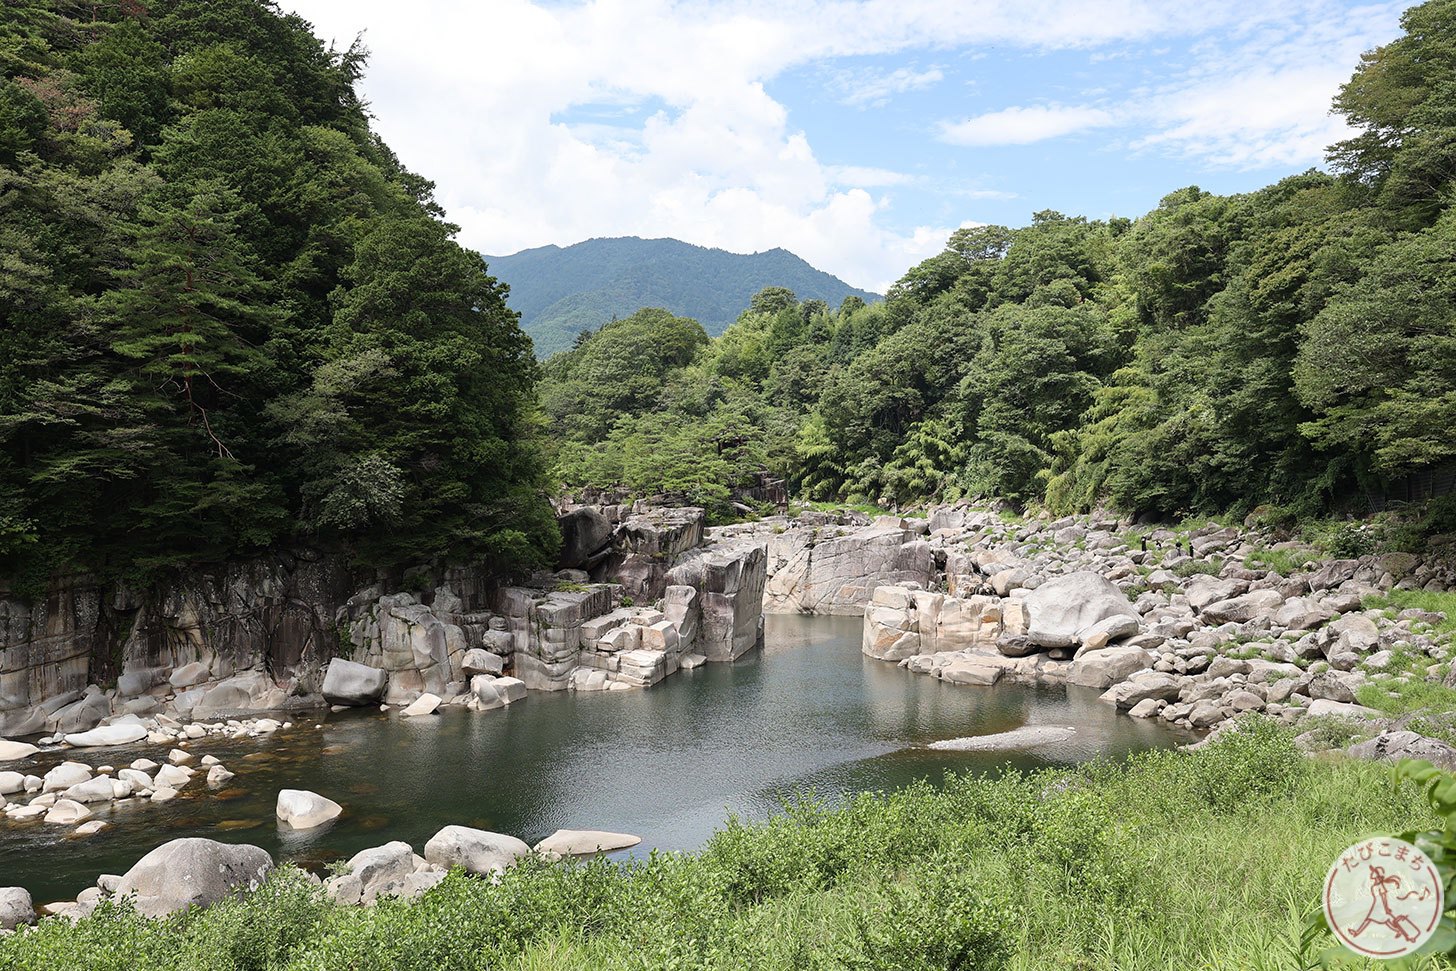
534,829,642,858
927,725,1076,751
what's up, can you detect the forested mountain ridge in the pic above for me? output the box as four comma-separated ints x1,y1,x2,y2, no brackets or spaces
487,236,879,357
542,0,1456,545
0,0,558,595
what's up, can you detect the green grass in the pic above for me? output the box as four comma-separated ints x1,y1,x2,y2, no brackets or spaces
1246,546,1315,577
800,500,927,520
1172,557,1224,578
1355,662,1456,717
1361,590,1456,635
3,718,1451,971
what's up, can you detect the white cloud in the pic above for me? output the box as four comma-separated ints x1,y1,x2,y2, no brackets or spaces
832,65,944,108
279,0,1404,291
938,105,1116,146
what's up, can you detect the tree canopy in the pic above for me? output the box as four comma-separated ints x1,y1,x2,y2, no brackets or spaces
0,0,556,593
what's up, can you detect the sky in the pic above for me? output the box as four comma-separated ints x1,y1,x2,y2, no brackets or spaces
278,0,1409,293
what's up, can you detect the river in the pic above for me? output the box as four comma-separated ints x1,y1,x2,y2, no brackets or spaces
0,614,1189,902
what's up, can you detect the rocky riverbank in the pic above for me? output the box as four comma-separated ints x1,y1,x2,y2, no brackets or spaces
0,819,641,929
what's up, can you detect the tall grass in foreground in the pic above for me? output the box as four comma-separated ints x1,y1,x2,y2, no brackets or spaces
1,717,1446,971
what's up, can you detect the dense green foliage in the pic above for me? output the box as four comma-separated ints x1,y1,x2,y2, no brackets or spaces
546,1,1456,535
487,237,879,358
0,0,557,591
1,718,1443,970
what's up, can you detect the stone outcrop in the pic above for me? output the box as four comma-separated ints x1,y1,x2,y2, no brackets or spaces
763,518,933,615
2,554,356,735
668,546,767,661
863,586,1026,661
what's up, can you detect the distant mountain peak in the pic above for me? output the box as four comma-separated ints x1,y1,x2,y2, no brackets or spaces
486,237,879,357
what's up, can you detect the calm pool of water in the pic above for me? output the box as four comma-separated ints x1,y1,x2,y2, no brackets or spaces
0,614,1189,902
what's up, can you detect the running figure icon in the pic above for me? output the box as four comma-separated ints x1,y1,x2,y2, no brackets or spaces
1346,865,1430,943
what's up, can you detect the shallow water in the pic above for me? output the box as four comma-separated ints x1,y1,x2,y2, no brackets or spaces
0,614,1190,902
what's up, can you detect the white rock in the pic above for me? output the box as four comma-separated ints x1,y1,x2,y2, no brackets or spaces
63,724,147,748
167,748,193,765
150,787,178,802
206,765,234,785
0,887,35,930
0,739,39,762
44,799,92,824
61,777,117,803
927,725,1076,751
401,693,442,717
154,764,193,789
423,825,530,876
72,820,108,836
493,677,527,704
117,768,152,789
276,789,342,829
0,771,24,795
130,758,159,772
42,762,92,793
534,829,641,859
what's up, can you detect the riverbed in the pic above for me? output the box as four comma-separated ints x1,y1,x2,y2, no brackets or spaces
0,615,1189,902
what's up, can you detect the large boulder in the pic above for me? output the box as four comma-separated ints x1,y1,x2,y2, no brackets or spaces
1098,671,1183,709
0,887,34,930
64,723,148,748
423,826,530,876
459,649,503,677
1023,572,1139,649
276,789,343,829
557,507,613,570
325,841,445,906
322,658,387,706
115,838,273,917
1067,646,1152,689
1199,589,1285,625
1348,731,1456,772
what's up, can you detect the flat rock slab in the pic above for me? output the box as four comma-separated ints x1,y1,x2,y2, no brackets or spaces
64,724,148,747
928,725,1076,752
0,740,39,762
534,829,642,858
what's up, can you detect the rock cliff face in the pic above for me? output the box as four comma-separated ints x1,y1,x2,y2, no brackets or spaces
2,554,355,735
1,505,773,735
759,518,934,615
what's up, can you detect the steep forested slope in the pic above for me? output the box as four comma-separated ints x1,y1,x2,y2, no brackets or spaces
0,0,557,594
542,0,1456,541
487,237,879,357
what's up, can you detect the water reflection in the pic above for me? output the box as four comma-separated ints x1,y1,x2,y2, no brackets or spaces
0,614,1189,901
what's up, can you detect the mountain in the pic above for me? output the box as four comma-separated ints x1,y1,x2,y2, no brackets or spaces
485,237,880,357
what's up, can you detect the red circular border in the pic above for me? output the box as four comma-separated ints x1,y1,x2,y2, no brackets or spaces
1323,839,1445,958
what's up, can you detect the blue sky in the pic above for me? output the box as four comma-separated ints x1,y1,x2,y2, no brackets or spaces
283,0,1409,291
